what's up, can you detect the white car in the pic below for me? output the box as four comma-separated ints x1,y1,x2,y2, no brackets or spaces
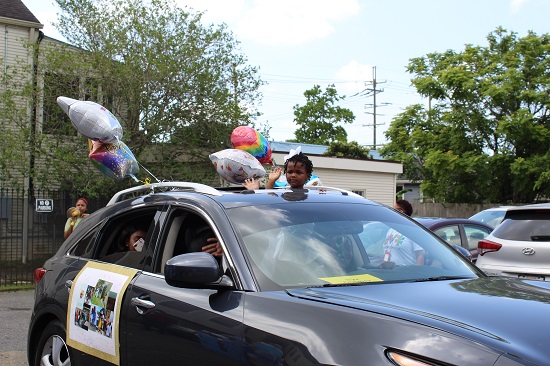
469,206,516,229
476,203,550,281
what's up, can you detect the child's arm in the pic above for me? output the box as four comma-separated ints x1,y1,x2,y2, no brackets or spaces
265,167,282,189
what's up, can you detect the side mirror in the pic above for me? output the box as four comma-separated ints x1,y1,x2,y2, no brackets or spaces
452,244,473,262
165,252,233,289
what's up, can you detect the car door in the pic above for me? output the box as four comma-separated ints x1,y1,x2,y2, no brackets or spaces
121,206,246,365
61,204,164,365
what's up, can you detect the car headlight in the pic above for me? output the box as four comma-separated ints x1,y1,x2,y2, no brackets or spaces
386,350,437,366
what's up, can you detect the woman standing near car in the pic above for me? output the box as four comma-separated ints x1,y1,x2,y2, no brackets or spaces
64,198,90,239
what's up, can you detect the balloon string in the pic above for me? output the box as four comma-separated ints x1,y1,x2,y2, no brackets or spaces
138,161,161,183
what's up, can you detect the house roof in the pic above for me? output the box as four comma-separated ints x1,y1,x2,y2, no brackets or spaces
270,141,382,160
271,141,328,155
0,0,41,24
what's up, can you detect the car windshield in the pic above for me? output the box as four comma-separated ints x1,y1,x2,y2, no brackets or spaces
470,210,506,228
493,210,550,241
227,202,478,289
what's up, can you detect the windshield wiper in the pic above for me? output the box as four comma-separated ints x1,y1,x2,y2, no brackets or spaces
409,276,470,283
306,282,370,288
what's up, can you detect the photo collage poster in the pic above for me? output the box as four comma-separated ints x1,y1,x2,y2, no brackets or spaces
67,261,138,365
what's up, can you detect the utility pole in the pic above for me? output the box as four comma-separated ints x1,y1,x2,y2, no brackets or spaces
362,66,390,149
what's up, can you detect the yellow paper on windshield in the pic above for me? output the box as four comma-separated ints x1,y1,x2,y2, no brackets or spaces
320,274,382,284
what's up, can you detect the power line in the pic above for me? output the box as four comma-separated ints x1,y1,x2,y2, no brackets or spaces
361,66,390,150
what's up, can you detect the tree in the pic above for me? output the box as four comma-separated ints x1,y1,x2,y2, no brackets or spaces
292,84,355,145
1,0,263,196
324,141,372,160
380,28,550,203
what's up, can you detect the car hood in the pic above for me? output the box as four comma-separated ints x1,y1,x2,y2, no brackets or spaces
288,277,550,363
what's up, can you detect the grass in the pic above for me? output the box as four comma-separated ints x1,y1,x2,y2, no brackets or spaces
0,283,35,292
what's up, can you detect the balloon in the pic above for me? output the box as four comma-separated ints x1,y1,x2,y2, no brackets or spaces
305,175,323,187
274,174,322,188
57,96,123,143
209,149,266,185
88,140,139,181
230,126,273,165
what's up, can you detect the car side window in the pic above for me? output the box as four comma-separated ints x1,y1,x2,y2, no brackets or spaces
464,225,490,250
69,224,102,258
156,208,220,274
434,226,461,246
96,207,158,270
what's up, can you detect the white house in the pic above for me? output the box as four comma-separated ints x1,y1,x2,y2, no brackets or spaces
270,142,402,207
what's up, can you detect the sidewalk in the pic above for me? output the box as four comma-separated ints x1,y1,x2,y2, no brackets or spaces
0,289,35,366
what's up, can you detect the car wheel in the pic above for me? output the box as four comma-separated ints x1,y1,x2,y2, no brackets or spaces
34,319,72,366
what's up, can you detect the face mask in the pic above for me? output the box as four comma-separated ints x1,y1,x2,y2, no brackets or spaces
134,238,145,252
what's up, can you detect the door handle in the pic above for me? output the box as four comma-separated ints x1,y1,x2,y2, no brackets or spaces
65,280,73,293
131,297,156,314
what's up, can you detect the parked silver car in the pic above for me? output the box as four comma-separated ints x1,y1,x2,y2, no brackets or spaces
476,203,550,281
469,206,516,229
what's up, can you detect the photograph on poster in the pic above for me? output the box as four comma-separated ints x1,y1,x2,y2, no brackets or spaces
73,279,116,338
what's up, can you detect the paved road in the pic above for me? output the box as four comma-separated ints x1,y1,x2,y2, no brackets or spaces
0,289,34,366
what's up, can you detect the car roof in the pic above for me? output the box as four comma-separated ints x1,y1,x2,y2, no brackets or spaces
477,206,516,212
414,217,493,229
507,202,550,211
106,181,373,209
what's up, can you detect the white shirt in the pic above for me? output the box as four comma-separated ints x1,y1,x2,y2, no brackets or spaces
383,228,423,266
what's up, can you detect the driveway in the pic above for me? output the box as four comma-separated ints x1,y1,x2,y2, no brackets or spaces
0,289,34,366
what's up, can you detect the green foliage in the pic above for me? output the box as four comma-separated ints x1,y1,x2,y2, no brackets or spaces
1,0,263,194
381,28,550,203
0,85,32,187
396,189,412,200
324,141,372,159
293,84,355,145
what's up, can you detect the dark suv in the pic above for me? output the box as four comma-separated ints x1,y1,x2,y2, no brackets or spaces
28,182,550,366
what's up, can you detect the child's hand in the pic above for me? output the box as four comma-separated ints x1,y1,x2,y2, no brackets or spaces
269,167,282,181
242,178,260,190
265,167,283,189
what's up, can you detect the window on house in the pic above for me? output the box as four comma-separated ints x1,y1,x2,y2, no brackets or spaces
42,72,80,135
42,75,114,135
351,190,365,197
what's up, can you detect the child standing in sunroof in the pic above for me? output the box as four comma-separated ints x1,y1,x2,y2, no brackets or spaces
242,147,314,190
266,149,312,189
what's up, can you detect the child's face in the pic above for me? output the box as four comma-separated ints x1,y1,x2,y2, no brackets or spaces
286,161,310,189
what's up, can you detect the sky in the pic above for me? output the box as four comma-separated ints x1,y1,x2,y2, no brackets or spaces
21,0,550,147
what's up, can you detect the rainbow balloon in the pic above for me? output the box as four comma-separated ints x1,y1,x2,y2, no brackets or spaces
230,126,273,165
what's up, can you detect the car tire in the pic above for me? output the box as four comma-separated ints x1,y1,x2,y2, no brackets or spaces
34,319,72,366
